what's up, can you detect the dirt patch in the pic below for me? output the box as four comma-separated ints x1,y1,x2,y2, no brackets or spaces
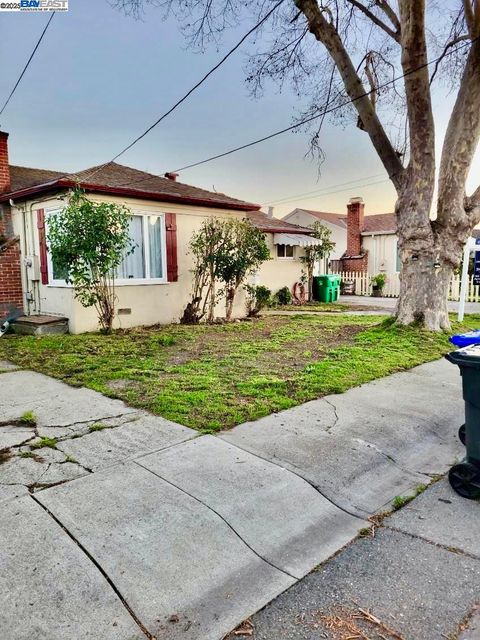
295,606,405,639
0,449,13,465
106,379,138,391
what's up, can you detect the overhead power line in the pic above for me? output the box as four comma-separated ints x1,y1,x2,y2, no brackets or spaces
168,37,477,174
80,0,286,183
263,173,385,206
0,12,55,118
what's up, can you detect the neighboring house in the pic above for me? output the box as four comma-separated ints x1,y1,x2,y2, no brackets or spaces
283,198,399,276
0,132,317,333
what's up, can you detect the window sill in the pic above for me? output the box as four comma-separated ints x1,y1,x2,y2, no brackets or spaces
47,279,170,288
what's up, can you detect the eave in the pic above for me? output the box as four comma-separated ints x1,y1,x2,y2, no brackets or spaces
0,179,261,212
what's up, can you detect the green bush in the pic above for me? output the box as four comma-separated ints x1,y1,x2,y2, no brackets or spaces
246,284,271,316
371,273,387,289
273,286,292,306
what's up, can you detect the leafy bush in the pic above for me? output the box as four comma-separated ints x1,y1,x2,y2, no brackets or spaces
47,188,134,334
182,218,270,324
245,284,271,317
273,286,292,306
371,273,387,289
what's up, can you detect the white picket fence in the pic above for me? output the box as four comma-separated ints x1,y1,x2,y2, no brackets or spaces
336,271,480,302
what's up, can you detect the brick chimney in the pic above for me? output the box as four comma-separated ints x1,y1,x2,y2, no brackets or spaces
0,131,11,193
346,197,364,256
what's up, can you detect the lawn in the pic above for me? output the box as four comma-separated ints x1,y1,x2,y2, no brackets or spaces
1,313,479,432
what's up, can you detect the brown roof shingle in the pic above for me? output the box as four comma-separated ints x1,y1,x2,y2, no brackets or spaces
5,162,259,211
9,165,65,192
361,212,396,234
247,210,312,234
296,209,347,228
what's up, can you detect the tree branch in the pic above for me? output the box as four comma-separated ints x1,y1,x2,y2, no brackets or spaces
294,0,404,189
437,38,480,225
398,0,435,181
345,0,400,42
430,34,470,84
376,0,401,32
465,184,480,224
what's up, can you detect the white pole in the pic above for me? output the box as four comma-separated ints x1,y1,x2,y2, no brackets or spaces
458,237,476,322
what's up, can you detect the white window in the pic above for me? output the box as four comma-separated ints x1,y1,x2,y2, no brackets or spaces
47,212,167,286
277,244,294,259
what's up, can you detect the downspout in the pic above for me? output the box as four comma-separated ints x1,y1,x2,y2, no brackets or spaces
9,199,31,316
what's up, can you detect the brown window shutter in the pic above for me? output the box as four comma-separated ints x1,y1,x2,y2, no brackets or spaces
37,209,49,285
165,213,178,282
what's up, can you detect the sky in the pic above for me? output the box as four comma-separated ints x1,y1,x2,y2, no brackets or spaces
0,1,478,218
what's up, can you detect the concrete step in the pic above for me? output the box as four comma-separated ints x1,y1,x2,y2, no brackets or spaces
13,315,68,335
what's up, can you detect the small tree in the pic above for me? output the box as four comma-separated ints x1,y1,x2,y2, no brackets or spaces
47,188,134,334
182,217,270,323
300,221,336,301
181,217,228,324
218,219,270,321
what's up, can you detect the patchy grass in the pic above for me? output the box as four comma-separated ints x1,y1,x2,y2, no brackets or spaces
1,314,479,432
20,410,37,426
392,484,428,511
30,436,58,450
272,302,351,313
88,422,114,433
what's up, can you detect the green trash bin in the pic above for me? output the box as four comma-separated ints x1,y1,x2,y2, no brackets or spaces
313,275,341,303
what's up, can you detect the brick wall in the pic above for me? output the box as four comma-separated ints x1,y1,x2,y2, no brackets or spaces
340,253,368,273
0,132,23,314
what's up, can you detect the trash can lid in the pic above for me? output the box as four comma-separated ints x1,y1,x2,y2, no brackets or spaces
450,330,480,348
446,344,480,368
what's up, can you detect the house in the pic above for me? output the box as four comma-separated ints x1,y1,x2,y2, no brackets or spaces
283,197,399,276
0,132,317,333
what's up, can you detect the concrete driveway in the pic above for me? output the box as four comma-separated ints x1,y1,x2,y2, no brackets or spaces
0,358,468,639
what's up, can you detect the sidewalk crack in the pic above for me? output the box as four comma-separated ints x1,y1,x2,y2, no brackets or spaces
134,459,300,581
30,494,156,640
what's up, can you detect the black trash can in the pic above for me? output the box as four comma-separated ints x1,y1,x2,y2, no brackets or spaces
445,344,480,499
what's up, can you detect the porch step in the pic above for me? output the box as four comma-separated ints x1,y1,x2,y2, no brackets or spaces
13,315,69,336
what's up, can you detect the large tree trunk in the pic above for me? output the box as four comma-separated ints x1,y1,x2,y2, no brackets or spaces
396,254,452,331
395,188,471,330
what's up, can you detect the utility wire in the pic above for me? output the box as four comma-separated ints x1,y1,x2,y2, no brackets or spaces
79,0,286,183
263,172,385,206
169,37,478,174
0,12,55,118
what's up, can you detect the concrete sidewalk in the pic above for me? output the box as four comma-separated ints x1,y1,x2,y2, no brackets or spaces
0,358,472,639
242,478,480,640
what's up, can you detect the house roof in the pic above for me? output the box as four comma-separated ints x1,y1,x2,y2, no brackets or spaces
361,212,396,234
3,163,260,212
247,210,313,234
294,209,347,228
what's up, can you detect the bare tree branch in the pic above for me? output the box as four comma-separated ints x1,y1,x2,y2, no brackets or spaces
430,34,470,84
464,0,476,36
398,0,435,182
465,183,480,214
376,0,401,32
294,0,404,188
345,0,400,41
438,38,480,225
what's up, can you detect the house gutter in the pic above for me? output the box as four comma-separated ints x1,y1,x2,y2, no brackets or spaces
0,179,260,212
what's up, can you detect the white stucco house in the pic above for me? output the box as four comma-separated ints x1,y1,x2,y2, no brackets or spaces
283,198,400,276
0,132,319,333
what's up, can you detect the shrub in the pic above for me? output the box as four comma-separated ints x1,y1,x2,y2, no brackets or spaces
245,284,271,317
47,188,134,334
371,273,387,289
273,286,292,306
